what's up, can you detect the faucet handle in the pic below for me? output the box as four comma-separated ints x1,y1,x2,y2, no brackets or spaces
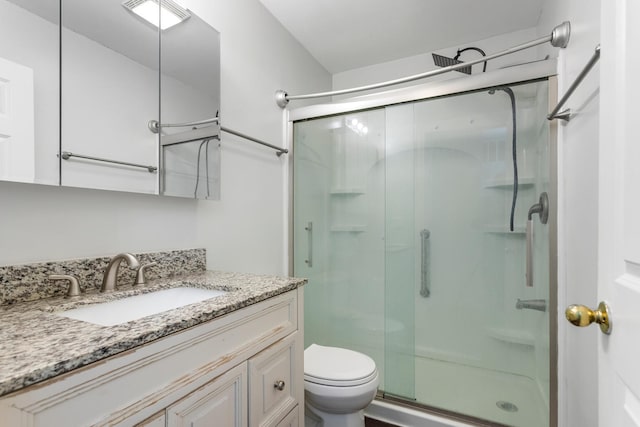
49,274,82,298
134,262,157,286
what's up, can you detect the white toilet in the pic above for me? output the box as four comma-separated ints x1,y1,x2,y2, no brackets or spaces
303,344,379,427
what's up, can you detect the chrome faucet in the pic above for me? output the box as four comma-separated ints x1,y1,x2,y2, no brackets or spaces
101,253,140,292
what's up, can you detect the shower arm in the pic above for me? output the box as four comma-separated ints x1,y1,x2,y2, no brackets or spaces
275,21,571,107
454,47,487,72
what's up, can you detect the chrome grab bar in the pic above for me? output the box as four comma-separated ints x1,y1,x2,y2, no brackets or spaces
305,222,313,268
526,192,549,287
420,229,431,297
526,220,534,287
547,44,600,121
61,151,157,173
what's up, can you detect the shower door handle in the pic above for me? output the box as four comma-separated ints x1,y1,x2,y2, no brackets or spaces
420,229,430,297
305,222,313,267
526,192,549,287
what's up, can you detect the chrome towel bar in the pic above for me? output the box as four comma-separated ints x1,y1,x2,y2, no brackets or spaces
61,151,157,173
148,118,288,157
547,44,600,121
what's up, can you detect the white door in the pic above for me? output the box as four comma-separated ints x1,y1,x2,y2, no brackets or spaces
0,56,35,182
590,1,640,426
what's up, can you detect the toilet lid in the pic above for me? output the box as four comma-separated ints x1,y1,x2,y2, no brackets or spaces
304,344,378,387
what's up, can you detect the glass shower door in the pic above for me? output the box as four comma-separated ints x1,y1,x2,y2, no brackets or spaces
293,78,552,427
292,109,403,391
383,80,551,426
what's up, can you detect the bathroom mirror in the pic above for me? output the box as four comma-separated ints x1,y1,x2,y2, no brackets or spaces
0,0,220,199
0,0,60,186
61,0,221,198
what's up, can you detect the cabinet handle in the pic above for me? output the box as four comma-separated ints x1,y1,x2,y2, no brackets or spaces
274,380,286,391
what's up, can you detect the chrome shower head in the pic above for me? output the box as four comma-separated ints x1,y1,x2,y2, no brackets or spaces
431,53,471,74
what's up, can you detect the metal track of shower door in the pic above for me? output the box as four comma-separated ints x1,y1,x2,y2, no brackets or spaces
375,391,513,427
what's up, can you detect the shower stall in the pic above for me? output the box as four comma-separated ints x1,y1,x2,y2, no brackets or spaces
290,62,557,427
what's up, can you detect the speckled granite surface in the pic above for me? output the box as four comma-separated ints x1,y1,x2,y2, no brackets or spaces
0,270,306,397
0,248,206,305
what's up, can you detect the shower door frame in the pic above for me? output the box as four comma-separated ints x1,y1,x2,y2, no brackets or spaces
286,59,559,427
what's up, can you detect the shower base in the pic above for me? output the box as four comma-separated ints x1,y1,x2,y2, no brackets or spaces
366,356,548,427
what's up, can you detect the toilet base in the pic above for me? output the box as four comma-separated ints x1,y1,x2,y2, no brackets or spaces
305,402,365,427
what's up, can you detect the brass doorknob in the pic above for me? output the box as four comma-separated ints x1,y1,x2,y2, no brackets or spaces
565,301,611,334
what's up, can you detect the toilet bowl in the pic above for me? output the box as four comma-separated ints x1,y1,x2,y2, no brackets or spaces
304,344,379,427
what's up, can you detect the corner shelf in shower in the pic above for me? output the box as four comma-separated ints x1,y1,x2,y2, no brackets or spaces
483,177,535,189
330,225,366,232
487,327,535,347
329,187,366,195
483,225,526,234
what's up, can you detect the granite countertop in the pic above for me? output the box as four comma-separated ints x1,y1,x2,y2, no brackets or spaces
0,270,306,398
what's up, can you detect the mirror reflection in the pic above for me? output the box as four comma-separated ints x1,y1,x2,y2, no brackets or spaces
0,0,59,186
0,0,220,199
159,9,221,199
61,0,160,194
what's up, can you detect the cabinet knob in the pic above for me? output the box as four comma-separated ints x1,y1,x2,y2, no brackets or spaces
273,380,285,391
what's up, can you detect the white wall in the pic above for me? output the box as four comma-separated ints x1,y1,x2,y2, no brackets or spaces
537,2,601,427
186,0,331,274
0,0,331,271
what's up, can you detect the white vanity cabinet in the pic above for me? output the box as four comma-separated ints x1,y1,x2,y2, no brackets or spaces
0,288,304,427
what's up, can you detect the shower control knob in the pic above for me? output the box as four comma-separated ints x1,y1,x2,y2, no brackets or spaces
565,301,611,334
274,380,286,391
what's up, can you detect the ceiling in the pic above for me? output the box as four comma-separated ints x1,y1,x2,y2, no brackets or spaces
259,0,545,74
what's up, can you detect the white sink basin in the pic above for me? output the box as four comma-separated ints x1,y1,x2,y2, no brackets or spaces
58,287,227,326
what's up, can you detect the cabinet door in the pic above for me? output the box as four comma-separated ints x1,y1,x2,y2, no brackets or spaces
275,406,299,427
167,363,247,427
248,332,300,427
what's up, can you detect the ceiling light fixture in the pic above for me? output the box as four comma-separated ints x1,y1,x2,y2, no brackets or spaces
122,0,191,30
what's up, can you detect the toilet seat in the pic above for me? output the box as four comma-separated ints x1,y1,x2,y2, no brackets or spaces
304,344,377,387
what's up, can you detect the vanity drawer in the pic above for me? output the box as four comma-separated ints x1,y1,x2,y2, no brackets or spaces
248,332,300,427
